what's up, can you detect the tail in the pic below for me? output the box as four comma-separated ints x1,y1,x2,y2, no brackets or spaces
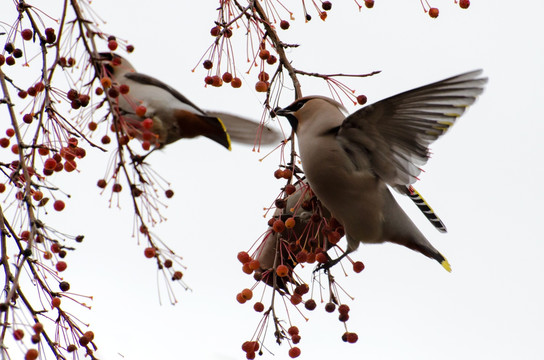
208,116,232,150
403,185,447,233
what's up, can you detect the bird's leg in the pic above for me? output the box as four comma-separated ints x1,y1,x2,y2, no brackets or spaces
314,250,350,273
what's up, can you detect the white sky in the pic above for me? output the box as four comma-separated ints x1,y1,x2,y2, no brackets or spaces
31,1,544,359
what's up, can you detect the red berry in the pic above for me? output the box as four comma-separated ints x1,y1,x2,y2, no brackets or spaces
0,138,9,148
25,349,39,360
353,261,365,273
53,200,65,211
173,271,183,280
18,90,27,98
112,183,122,192
347,332,358,343
51,297,61,308
203,60,213,70
135,105,147,117
144,247,156,258
101,135,111,144
305,299,317,311
280,20,290,30
6,56,15,66
56,261,67,272
258,49,270,60
288,347,301,358
165,189,174,198
204,76,214,85
21,29,33,40
253,302,265,312
126,45,135,53
222,72,233,83
13,329,25,340
255,81,268,93
266,55,277,65
108,40,118,51
338,304,350,314
459,0,470,8
365,0,374,8
357,94,367,105
231,77,242,88
119,84,130,94
97,179,107,188
142,118,154,129
248,259,260,271
287,326,299,336
211,75,223,87
429,7,439,18
0,54,4,66
322,1,332,10
210,26,221,37
325,302,336,312
13,49,23,58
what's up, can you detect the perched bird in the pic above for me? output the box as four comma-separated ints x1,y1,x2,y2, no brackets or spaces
97,52,280,149
277,70,488,271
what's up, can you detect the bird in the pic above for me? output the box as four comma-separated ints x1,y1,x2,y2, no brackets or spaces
96,52,280,149
276,70,488,272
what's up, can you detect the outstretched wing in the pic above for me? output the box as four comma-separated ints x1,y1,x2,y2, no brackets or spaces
337,70,487,186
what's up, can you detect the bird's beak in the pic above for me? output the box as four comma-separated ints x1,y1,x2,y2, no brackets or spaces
274,107,298,132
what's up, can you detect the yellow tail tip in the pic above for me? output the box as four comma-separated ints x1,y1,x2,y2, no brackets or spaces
217,117,232,151
441,259,452,273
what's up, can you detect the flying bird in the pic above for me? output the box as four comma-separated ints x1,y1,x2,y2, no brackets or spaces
276,70,488,271
97,52,280,149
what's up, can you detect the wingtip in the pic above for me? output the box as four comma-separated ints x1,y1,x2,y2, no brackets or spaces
441,259,452,273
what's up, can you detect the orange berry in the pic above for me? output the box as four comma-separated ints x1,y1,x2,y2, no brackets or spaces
25,349,39,360
274,169,284,179
282,169,293,179
255,81,268,93
100,77,112,88
248,259,260,271
32,323,43,334
241,288,253,300
276,264,289,277
258,49,270,60
242,262,253,274
273,219,285,233
236,292,246,304
237,251,251,264
285,217,296,228
429,7,439,18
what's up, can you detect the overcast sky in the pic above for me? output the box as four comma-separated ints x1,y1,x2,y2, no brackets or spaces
43,1,544,359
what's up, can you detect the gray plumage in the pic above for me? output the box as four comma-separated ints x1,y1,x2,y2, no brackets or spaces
277,70,488,271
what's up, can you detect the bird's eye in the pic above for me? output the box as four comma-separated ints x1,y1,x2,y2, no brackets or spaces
286,99,308,112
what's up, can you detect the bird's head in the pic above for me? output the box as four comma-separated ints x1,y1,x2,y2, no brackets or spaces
96,52,136,79
276,96,347,132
